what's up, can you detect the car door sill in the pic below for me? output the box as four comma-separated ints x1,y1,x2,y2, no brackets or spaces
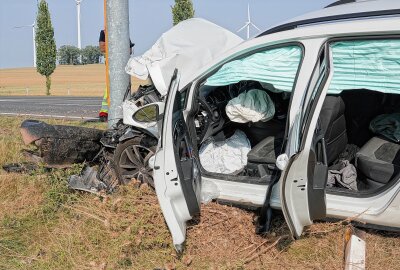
201,171,276,186
202,177,269,206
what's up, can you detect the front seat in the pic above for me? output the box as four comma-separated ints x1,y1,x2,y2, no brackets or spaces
319,95,348,165
247,95,348,165
356,137,400,185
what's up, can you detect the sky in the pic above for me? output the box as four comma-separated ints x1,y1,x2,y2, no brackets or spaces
0,0,333,69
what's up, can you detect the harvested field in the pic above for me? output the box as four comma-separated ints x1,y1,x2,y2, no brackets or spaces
0,65,147,96
0,116,399,269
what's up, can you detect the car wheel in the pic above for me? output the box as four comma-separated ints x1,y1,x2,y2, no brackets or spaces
114,137,157,188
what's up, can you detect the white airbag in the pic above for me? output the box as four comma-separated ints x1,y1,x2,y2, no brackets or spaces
199,130,251,175
225,89,275,123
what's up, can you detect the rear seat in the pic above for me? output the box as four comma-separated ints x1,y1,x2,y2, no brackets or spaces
356,137,400,184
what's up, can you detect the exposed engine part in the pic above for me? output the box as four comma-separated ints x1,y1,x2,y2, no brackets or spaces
131,84,163,107
100,121,131,149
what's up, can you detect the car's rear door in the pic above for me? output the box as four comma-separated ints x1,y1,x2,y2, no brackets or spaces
153,70,202,252
281,45,331,238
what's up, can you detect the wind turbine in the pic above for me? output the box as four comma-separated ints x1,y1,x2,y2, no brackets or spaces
75,0,84,50
14,21,37,67
237,4,261,40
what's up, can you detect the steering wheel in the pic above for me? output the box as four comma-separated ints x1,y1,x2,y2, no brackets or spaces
195,98,216,142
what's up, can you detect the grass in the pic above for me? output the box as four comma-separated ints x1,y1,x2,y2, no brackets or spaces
0,65,149,97
0,116,399,269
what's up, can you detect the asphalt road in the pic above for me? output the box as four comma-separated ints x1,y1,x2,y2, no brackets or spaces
0,96,102,120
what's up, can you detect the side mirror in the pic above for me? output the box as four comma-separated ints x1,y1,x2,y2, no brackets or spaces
132,104,159,123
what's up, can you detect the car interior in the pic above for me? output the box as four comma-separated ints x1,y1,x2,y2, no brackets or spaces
192,82,400,194
322,90,400,194
192,80,290,184
187,38,400,195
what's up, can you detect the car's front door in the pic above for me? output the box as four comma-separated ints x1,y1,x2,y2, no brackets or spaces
280,45,331,238
153,70,202,252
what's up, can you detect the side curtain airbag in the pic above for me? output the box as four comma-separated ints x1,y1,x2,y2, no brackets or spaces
205,46,302,92
329,39,400,94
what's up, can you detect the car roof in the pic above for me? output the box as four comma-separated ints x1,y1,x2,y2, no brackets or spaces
258,0,400,36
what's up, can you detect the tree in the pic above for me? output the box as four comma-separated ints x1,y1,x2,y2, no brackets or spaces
81,46,102,65
171,0,195,26
58,45,80,65
35,0,57,95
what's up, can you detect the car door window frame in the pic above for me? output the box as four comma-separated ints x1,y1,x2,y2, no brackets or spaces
299,43,331,151
325,35,400,198
187,42,306,154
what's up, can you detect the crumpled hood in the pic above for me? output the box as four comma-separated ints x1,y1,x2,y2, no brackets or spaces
125,18,243,96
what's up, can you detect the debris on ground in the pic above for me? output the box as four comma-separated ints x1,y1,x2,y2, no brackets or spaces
68,166,108,194
17,119,123,194
67,154,120,194
2,162,41,174
20,119,104,166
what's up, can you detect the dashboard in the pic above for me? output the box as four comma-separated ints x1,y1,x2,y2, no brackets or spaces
195,84,246,143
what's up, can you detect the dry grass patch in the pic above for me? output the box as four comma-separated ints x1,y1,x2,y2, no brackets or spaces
0,116,399,269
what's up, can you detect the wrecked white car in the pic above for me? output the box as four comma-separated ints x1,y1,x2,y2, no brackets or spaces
101,18,243,187
131,0,400,251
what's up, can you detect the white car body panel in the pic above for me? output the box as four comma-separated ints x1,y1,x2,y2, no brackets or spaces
153,74,193,249
154,2,400,249
202,177,268,206
192,15,400,230
272,0,400,30
219,179,400,229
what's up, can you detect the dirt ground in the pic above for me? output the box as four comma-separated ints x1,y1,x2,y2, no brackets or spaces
0,65,147,96
0,116,399,269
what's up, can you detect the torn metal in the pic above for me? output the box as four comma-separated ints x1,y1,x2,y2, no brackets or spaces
20,119,104,166
17,119,154,194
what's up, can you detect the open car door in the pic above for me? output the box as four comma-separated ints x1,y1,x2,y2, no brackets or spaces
153,70,202,252
280,46,330,238
280,128,328,238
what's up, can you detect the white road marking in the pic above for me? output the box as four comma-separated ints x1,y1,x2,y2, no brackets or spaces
0,112,98,120
0,100,99,107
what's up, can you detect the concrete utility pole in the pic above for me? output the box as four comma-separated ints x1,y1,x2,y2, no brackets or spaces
105,0,130,128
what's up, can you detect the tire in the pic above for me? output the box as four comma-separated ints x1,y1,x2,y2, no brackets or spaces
113,136,157,188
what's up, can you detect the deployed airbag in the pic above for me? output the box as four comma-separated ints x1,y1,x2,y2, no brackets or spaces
205,46,302,92
225,89,275,123
125,18,243,96
329,39,400,94
199,130,251,174
205,40,400,95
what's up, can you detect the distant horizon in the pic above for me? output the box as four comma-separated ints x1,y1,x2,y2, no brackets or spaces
0,63,105,70
0,0,333,69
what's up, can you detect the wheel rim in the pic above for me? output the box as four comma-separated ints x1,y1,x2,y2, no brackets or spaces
118,144,155,185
